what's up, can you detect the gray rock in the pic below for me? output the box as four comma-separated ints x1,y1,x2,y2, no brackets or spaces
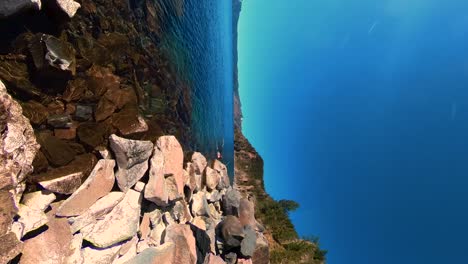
122,243,175,264
109,134,153,192
206,189,222,203
240,226,257,257
0,0,41,17
47,114,73,128
222,188,241,216
82,190,141,248
75,105,93,121
218,216,244,248
224,252,237,264
43,34,76,74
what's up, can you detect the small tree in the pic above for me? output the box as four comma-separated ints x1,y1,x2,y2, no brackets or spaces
278,199,300,213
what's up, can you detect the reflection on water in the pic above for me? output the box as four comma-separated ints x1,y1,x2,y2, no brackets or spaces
151,0,234,177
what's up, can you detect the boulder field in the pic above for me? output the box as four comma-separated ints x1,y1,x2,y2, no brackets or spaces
0,80,268,264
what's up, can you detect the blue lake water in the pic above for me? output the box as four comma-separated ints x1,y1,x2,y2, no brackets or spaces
156,0,234,177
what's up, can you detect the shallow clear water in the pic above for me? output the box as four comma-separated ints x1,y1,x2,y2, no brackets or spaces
156,0,234,177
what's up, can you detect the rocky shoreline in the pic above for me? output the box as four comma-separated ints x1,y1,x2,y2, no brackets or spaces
1,78,268,263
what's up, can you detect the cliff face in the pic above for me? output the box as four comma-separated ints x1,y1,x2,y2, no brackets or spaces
233,0,243,131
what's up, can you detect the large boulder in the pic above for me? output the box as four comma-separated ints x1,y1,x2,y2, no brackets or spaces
21,202,74,264
68,192,124,233
217,216,244,248
82,190,141,248
109,134,153,191
240,226,257,257
212,160,230,190
222,188,241,216
144,136,184,206
0,79,39,195
239,198,256,229
0,0,41,17
164,224,197,264
33,153,97,194
56,159,115,217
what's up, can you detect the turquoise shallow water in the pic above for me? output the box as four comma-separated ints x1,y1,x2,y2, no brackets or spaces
157,0,234,177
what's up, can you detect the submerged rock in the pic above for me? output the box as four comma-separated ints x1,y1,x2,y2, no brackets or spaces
0,0,41,17
36,132,76,167
21,100,49,126
33,153,97,194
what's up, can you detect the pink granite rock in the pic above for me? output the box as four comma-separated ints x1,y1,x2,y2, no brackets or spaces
21,202,74,264
56,159,115,217
82,190,141,248
144,136,184,206
164,224,197,264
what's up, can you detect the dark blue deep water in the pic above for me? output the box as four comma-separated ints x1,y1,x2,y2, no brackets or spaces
156,0,234,176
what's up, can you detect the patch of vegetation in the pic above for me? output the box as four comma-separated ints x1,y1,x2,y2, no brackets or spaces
270,238,327,264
